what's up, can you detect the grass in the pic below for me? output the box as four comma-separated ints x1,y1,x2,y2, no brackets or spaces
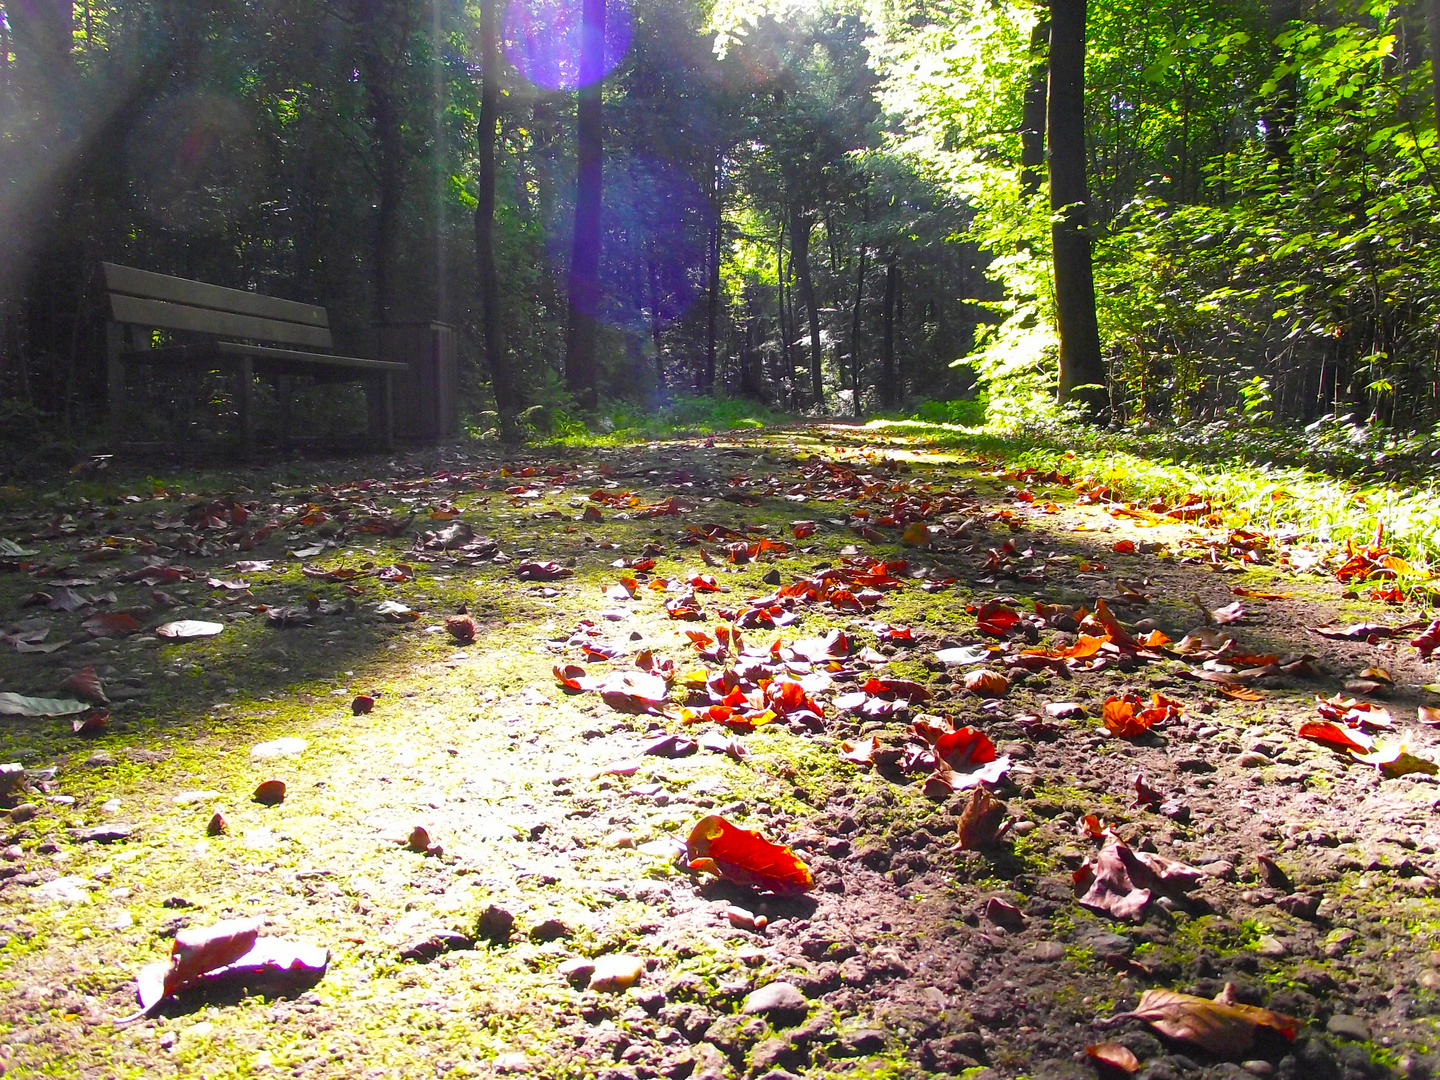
865,403,1440,573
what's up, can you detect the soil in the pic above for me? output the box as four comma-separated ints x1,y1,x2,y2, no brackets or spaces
0,424,1437,1080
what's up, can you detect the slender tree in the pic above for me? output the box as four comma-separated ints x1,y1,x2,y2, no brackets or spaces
790,203,824,407
563,0,606,411
1047,0,1107,418
1020,13,1049,199
476,0,519,440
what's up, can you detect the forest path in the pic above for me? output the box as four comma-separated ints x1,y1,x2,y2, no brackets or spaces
0,424,1434,1080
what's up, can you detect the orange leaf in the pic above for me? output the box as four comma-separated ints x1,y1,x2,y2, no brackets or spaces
1112,540,1137,555
1103,697,1152,737
685,815,813,894
1086,1043,1140,1073
963,669,1009,697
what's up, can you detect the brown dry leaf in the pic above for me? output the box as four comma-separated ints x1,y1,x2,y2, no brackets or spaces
839,735,880,766
1085,1042,1140,1073
963,669,1009,697
1114,987,1299,1057
1217,685,1264,701
1418,705,1440,726
253,779,286,805
956,788,1011,849
444,614,478,643
60,666,109,705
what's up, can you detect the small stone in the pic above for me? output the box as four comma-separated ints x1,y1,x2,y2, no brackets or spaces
603,831,636,849
494,1053,530,1074
1032,941,1066,962
1241,1061,1274,1077
1011,820,1037,836
1256,855,1292,891
85,751,116,768
206,811,228,836
558,958,596,988
173,790,221,806
1238,752,1272,768
834,1030,886,1057
1200,861,1235,880
31,875,91,903
406,826,432,852
70,823,134,843
1254,935,1288,959
590,954,644,993
250,737,307,760
476,903,514,945
9,803,39,824
1175,757,1215,773
1417,970,1440,990
252,779,286,805
742,982,809,1023
0,762,25,797
529,917,572,942
399,930,474,962
1275,892,1321,919
1326,1014,1371,1041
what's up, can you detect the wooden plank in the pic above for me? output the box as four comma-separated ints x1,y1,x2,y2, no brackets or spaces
109,294,334,349
102,263,329,328
118,342,405,372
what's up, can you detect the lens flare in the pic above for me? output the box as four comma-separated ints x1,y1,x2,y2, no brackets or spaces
503,0,632,91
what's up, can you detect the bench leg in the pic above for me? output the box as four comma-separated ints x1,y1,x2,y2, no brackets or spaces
237,358,255,459
366,371,394,452
106,323,126,440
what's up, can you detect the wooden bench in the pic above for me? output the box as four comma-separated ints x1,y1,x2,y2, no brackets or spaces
103,262,406,455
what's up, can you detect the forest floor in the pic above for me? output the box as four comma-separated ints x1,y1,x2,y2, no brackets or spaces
0,423,1437,1080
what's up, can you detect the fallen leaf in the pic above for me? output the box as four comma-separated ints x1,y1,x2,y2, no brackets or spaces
59,666,109,705
1210,602,1246,625
956,788,1011,849
72,708,109,734
1352,740,1439,779
82,612,143,637
963,669,1009,697
253,780,287,805
351,695,376,715
1112,987,1298,1057
1085,1042,1140,1074
154,620,225,639
445,614,478,643
1418,705,1440,726
1296,721,1373,754
0,693,89,717
516,561,574,581
936,644,992,665
133,924,328,1018
685,815,813,894
840,736,880,765
1103,697,1153,738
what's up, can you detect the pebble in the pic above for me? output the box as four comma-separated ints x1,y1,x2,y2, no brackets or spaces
741,982,809,1022
493,1052,530,1074
31,875,91,903
399,930,474,963
558,958,596,988
476,904,515,945
1032,941,1066,962
250,738,307,760
1241,1061,1273,1076
1238,752,1272,768
0,763,24,797
10,803,39,824
70,823,134,843
1010,820,1037,837
590,954,645,993
206,811,228,836
1326,1014,1371,1041
84,751,116,768
1254,935,1289,959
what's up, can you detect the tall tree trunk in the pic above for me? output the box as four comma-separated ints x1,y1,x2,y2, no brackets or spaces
476,0,519,440
790,203,823,408
563,0,605,411
1048,0,1107,419
849,235,867,419
703,151,721,394
1264,0,1300,176
360,33,407,325
649,254,664,393
776,221,791,404
1021,15,1050,199
881,253,898,410
1429,0,1440,136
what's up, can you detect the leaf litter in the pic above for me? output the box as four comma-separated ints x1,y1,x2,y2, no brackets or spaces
0,430,1430,1078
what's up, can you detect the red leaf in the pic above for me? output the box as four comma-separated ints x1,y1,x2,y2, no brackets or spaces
934,727,997,768
685,815,813,894
60,666,109,705
253,779,287,805
82,611,143,637
1297,721,1373,754
351,695,376,715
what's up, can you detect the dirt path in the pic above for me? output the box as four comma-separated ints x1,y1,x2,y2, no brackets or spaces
0,426,1436,1080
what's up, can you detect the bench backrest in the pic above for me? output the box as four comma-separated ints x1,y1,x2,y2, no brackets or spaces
102,263,334,350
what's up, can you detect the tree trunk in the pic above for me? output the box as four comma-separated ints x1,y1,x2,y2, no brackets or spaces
1021,15,1049,199
563,0,605,411
1047,0,1107,419
776,221,791,404
649,254,664,393
1264,0,1300,176
703,152,722,395
849,238,867,419
881,253,898,410
476,0,520,440
790,203,823,408
1429,0,1440,136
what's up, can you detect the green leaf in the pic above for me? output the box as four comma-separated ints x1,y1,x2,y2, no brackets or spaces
0,694,89,717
